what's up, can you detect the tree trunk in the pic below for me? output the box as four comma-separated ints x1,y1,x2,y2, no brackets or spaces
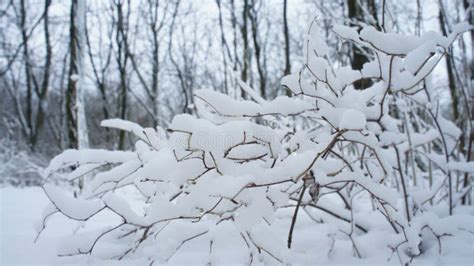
32,0,52,149
240,0,249,98
66,0,89,150
19,0,34,148
115,0,130,150
461,0,473,204
439,10,460,131
216,0,229,94
283,0,291,76
347,0,372,90
66,0,89,196
249,1,265,98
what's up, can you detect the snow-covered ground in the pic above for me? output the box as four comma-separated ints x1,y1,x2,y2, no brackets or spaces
1,186,474,265
0,187,133,265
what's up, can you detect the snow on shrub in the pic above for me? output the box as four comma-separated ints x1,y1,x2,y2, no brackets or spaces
37,21,473,264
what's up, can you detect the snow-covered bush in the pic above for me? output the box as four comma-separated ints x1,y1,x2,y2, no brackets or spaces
38,21,473,264
0,138,45,187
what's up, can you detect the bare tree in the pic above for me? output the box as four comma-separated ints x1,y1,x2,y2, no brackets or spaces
3,0,52,151
84,2,115,143
112,0,131,149
240,0,250,95
216,0,231,94
66,0,89,150
283,0,291,76
249,0,266,98
169,3,202,115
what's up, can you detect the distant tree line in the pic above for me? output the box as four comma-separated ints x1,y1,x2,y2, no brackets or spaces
0,0,471,186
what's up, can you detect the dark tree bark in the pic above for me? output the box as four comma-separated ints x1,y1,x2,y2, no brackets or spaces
148,0,165,126
66,0,80,149
240,0,249,99
66,0,88,151
347,0,372,90
19,0,33,145
439,10,460,128
216,0,229,94
461,0,473,204
31,0,52,149
230,0,240,72
84,8,113,135
249,1,266,98
283,0,291,76
367,0,381,30
114,0,131,150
